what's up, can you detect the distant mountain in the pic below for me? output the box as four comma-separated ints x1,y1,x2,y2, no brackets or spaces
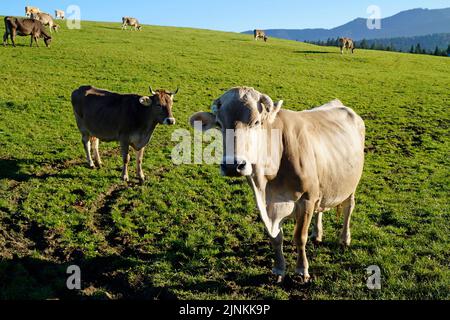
243,8,450,41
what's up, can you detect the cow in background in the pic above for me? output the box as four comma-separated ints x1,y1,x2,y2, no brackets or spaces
55,10,65,20
254,29,268,42
25,6,41,17
339,37,355,54
3,17,52,47
31,12,59,33
122,17,142,31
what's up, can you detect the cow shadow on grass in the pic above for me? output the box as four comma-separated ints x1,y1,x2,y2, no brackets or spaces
294,50,336,54
0,255,178,300
0,158,80,182
97,26,122,31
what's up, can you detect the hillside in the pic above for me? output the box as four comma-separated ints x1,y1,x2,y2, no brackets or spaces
0,20,449,300
243,8,450,41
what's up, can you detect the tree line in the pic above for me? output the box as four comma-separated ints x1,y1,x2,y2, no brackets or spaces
305,35,450,57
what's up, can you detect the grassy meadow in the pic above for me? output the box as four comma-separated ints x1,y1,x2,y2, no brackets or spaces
0,20,449,300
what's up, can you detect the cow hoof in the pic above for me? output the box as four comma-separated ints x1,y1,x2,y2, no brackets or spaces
340,236,351,248
138,178,145,185
122,176,129,182
311,235,323,245
275,275,284,284
295,269,311,283
88,164,95,169
272,268,286,284
313,239,323,246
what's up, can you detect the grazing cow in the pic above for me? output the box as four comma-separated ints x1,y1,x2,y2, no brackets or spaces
55,10,65,20
339,37,355,54
254,29,268,42
190,87,365,283
122,17,142,31
31,13,59,33
3,17,52,47
71,86,178,182
25,6,41,17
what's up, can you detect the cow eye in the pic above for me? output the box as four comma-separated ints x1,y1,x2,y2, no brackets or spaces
254,120,261,126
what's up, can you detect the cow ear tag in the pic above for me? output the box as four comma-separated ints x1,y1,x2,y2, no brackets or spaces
211,105,219,115
139,96,152,107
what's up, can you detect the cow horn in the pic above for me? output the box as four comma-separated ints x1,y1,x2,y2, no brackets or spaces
170,87,179,96
259,94,274,113
149,87,156,95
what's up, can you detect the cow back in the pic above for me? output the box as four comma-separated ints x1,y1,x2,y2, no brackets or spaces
72,86,153,142
277,102,365,206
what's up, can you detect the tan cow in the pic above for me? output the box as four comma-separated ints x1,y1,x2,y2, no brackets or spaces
122,17,142,31
71,86,178,182
55,10,65,20
31,13,59,33
254,29,268,42
25,6,41,17
339,37,355,54
190,87,365,283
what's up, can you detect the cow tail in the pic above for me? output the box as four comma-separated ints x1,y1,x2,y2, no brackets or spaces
4,17,10,34
71,88,84,118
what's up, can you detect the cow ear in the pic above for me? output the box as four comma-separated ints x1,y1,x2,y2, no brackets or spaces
265,101,283,123
189,112,216,131
259,94,282,123
139,96,152,107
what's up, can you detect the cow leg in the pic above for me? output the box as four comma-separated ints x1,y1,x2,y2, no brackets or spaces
120,142,130,182
11,30,16,47
82,135,95,169
311,211,323,244
340,194,355,247
136,148,145,183
92,137,102,168
294,199,315,282
3,32,7,46
270,229,286,283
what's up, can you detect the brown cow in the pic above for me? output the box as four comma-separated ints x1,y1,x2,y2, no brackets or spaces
71,86,178,182
3,17,52,47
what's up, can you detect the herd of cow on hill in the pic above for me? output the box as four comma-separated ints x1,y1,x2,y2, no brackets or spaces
2,6,144,47
1,5,365,284
3,6,356,54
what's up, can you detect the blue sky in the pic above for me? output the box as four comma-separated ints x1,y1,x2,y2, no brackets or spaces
1,0,449,32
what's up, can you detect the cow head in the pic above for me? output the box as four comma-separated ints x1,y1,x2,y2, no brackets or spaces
44,35,52,47
190,87,283,177
139,87,178,125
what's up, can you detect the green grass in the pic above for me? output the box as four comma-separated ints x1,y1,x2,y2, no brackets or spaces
0,20,449,300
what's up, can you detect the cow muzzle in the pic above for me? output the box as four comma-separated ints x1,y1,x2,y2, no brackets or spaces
220,157,252,177
163,117,176,125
